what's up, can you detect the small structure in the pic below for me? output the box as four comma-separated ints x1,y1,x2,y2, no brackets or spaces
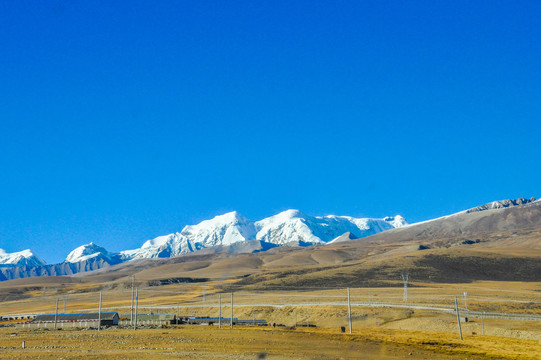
31,312,119,326
1,314,36,321
171,317,267,326
186,317,237,325
122,314,176,322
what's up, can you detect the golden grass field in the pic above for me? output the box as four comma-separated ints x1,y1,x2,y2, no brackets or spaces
2,325,541,359
2,279,541,359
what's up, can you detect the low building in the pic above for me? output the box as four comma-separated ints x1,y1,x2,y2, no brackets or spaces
31,312,119,326
121,314,176,322
1,314,36,321
174,317,267,326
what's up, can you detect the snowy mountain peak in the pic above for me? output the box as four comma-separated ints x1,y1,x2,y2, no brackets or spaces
193,211,251,228
383,215,408,228
4,210,409,269
180,211,256,246
466,197,537,213
121,211,258,261
273,209,306,219
254,210,407,246
65,243,111,263
0,248,47,267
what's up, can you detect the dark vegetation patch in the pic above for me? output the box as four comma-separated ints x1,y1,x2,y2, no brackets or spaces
147,277,209,286
229,253,541,289
411,254,541,282
0,287,42,302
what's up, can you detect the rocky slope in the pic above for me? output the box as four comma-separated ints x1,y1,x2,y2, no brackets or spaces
350,197,541,248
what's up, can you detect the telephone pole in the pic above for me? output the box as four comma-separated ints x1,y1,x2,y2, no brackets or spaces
98,291,102,331
218,295,222,329
134,288,138,331
130,276,135,325
347,287,352,334
230,293,234,329
54,298,59,330
401,273,409,302
454,296,463,340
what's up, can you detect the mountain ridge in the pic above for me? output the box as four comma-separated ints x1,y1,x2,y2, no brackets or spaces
0,197,536,282
0,209,406,281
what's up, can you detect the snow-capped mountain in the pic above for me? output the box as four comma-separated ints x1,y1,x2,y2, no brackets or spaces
0,209,407,281
0,248,46,267
65,242,114,263
255,210,406,245
466,197,536,213
120,211,257,260
120,210,407,260
2,197,538,282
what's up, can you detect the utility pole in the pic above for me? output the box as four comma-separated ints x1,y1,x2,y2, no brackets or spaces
464,292,468,310
347,287,352,334
401,273,409,302
230,293,234,329
203,285,206,302
482,311,485,335
218,295,222,329
98,291,102,331
130,275,135,325
54,298,59,330
134,288,138,331
454,296,463,340
63,295,68,313
177,302,180,325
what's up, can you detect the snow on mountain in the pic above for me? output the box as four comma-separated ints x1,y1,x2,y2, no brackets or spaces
0,248,46,267
182,211,256,246
121,210,407,260
255,210,407,245
255,210,323,245
0,210,408,273
65,242,112,263
121,211,257,260
466,197,537,213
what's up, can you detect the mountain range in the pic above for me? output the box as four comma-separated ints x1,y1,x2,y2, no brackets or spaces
0,210,407,281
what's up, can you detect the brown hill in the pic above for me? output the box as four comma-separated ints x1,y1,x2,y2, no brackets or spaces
1,200,539,294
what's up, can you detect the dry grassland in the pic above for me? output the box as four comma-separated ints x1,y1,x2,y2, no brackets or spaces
2,325,538,360
2,280,541,358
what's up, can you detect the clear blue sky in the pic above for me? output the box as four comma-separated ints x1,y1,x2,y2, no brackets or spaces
1,1,539,263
